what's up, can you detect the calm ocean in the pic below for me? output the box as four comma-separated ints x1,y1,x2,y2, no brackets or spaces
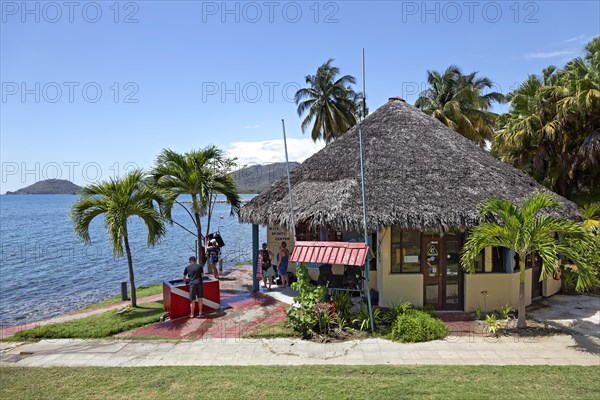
0,194,265,326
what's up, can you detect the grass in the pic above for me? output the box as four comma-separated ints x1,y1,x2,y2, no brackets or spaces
6,301,165,341
1,366,598,399
77,284,163,311
234,260,251,266
241,320,298,339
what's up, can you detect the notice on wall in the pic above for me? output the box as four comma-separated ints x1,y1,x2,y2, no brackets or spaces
267,225,295,266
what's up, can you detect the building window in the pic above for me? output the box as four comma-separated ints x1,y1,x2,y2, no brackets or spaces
296,223,318,241
391,228,421,273
473,251,484,272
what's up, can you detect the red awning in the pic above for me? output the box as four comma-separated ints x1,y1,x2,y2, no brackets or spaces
290,241,369,267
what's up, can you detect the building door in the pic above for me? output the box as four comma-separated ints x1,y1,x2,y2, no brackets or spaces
442,235,464,310
422,236,442,309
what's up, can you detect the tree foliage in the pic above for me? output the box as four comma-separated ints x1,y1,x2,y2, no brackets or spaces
493,37,600,200
415,65,505,147
295,59,364,143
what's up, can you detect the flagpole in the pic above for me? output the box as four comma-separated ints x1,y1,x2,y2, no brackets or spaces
282,119,296,238
358,48,374,333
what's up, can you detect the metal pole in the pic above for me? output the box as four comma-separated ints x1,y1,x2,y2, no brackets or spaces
282,119,296,238
358,48,374,333
252,224,259,292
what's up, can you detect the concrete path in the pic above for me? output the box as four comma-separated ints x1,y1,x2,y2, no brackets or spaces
528,294,600,351
1,334,598,367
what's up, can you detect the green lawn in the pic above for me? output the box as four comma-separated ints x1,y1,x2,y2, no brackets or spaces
234,260,251,266
6,301,165,341
1,366,598,399
77,283,163,311
242,319,298,339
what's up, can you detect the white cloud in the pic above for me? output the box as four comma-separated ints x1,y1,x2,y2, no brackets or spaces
226,138,325,167
562,35,593,44
525,50,577,59
525,49,577,60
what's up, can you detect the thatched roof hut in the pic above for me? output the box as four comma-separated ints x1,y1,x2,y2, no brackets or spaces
239,98,580,232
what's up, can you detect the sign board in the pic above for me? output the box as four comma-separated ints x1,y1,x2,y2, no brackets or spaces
426,243,439,257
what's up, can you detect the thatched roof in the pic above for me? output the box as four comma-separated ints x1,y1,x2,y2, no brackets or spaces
239,98,581,231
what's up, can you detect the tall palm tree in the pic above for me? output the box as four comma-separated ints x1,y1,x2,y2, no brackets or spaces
150,146,241,263
415,65,505,147
70,170,166,307
461,192,596,328
295,59,360,143
494,37,600,199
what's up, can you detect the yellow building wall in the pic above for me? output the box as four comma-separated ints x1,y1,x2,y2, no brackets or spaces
376,227,423,307
543,275,562,297
464,268,533,312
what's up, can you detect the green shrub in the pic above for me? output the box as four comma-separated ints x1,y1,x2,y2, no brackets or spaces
485,313,505,335
473,306,483,320
313,302,334,335
388,309,448,343
499,304,513,320
332,291,352,321
420,304,436,317
352,304,382,331
286,263,326,337
383,301,413,325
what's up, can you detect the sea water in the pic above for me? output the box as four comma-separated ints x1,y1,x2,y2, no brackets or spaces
0,194,265,326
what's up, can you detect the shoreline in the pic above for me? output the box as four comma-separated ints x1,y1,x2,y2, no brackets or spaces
1,264,254,330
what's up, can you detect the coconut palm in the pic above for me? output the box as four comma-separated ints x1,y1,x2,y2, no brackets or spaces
295,59,360,143
494,37,600,199
461,192,596,329
415,65,505,147
70,170,166,307
150,146,241,263
581,203,600,234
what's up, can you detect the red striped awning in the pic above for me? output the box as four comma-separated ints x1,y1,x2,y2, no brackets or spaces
290,241,369,267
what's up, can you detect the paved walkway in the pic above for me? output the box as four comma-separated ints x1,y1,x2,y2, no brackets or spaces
1,334,598,367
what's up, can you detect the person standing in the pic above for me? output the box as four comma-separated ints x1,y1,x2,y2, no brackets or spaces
277,241,290,288
183,256,203,318
259,243,275,290
207,238,220,279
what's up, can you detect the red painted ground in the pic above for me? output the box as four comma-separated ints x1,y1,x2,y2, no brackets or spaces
436,312,485,337
117,290,288,339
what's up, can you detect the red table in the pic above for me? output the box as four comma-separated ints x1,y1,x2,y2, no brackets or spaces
163,277,220,319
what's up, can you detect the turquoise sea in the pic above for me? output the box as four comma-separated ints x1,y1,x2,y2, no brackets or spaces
0,194,265,326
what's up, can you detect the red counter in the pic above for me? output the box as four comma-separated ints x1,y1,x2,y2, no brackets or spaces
163,277,220,319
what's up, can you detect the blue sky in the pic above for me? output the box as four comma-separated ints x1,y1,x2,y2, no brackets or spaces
1,0,599,192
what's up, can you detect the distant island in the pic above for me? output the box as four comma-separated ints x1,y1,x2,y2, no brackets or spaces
6,179,82,195
232,162,300,193
5,163,299,195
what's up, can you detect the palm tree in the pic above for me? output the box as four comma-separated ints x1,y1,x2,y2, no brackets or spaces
150,146,241,263
70,170,166,307
494,37,600,199
461,192,596,328
295,59,360,143
415,65,505,147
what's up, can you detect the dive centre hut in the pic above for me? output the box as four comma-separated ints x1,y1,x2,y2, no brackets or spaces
239,97,581,312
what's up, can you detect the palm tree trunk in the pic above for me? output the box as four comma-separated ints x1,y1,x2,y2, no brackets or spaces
123,235,136,307
191,195,203,267
517,257,526,329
